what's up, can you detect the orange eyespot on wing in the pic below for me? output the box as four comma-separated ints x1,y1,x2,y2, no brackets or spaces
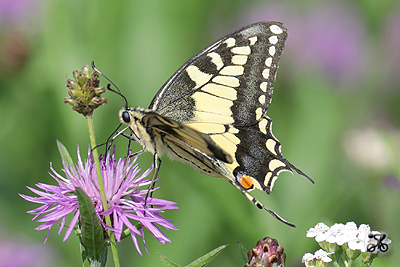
239,175,254,190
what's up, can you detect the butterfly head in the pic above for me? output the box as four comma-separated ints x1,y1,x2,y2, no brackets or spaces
121,108,133,124
119,107,146,127
117,107,145,143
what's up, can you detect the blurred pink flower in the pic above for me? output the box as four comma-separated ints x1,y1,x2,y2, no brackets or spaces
0,236,53,267
0,0,42,27
0,0,44,72
238,1,368,85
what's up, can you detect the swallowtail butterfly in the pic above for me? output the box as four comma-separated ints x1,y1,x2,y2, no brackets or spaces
116,22,313,227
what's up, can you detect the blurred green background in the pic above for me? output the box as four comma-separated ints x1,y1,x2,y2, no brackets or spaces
1,0,399,266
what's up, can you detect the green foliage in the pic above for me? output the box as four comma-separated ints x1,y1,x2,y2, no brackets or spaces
237,241,249,264
160,245,228,267
76,187,107,267
57,140,74,168
159,254,182,267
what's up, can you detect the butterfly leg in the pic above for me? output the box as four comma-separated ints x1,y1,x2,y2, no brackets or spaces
128,148,146,158
144,153,162,209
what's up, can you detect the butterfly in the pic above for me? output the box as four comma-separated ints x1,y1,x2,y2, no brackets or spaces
112,21,313,227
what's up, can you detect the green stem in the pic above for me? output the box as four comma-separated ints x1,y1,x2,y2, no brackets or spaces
86,115,120,267
345,259,353,267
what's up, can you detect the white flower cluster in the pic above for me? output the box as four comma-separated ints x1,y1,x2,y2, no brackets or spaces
306,222,391,253
302,249,333,265
303,222,391,267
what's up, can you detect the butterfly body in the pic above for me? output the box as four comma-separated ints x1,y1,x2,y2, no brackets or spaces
120,107,232,176
118,22,313,226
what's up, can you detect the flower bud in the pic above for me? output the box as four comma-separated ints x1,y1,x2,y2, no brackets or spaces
64,64,107,116
245,237,286,267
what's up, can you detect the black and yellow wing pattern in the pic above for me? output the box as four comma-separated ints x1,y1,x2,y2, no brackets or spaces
119,22,313,227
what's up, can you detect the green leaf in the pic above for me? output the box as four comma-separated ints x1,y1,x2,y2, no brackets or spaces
76,187,106,266
185,244,228,267
159,254,181,267
237,241,249,264
56,140,74,167
80,242,107,267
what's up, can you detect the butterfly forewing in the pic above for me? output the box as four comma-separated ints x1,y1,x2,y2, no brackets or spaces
149,22,286,127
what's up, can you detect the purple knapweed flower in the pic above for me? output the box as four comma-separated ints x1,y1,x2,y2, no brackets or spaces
19,145,178,255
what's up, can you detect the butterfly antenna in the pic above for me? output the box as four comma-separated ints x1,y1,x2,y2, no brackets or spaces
91,61,128,108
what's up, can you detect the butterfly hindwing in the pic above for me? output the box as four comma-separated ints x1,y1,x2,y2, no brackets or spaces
233,115,293,194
